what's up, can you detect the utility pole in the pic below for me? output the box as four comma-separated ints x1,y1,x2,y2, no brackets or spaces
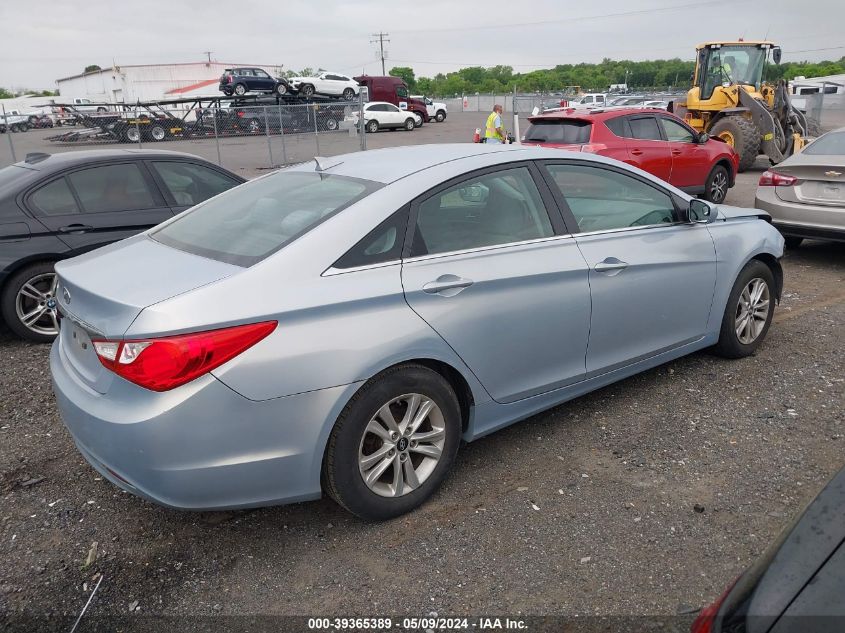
203,51,213,64
370,32,390,75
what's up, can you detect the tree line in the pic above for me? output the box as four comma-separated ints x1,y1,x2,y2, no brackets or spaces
388,57,845,96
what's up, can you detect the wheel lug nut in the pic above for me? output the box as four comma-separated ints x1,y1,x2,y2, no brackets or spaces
390,432,398,440
388,449,395,457
410,440,418,448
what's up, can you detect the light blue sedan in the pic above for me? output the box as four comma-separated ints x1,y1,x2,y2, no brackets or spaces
50,144,784,520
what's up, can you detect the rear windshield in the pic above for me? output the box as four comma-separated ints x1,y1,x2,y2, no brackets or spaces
0,164,36,191
152,171,379,267
803,131,845,155
524,119,591,144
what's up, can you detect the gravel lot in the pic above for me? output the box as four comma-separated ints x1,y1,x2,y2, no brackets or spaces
1,115,843,632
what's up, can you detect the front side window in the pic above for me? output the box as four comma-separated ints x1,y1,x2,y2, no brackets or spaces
385,104,400,113
29,178,80,216
396,86,409,99
543,164,676,233
660,117,695,143
153,172,379,266
151,161,240,206
66,163,156,213
629,117,663,141
254,70,270,78
412,166,554,257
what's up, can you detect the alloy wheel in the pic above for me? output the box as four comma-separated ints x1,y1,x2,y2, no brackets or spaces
710,170,728,203
735,277,770,344
358,394,446,498
16,272,59,337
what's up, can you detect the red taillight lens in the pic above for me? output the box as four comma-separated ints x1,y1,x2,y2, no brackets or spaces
759,170,797,186
580,143,608,154
690,576,740,633
92,321,276,392
236,110,245,118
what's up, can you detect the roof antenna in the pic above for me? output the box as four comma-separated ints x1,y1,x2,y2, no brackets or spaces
314,156,343,172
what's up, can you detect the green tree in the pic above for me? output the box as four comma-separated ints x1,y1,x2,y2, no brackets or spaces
84,65,102,73
389,66,416,89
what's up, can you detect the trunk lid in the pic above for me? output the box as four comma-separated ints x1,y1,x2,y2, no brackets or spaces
773,159,845,206
55,235,241,393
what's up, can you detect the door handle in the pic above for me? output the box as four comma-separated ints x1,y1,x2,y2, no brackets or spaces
594,258,628,276
423,274,474,296
630,149,643,156
58,224,94,234
671,149,682,155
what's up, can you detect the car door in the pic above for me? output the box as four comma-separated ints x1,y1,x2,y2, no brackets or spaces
146,160,244,213
252,69,273,92
624,115,673,182
383,103,404,127
539,161,717,375
23,161,172,253
401,163,591,404
658,115,710,189
316,73,333,94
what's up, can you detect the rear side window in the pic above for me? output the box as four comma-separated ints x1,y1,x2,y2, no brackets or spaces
29,178,80,216
629,117,663,141
604,116,631,138
152,172,379,267
333,207,409,269
151,161,240,206
66,163,157,213
803,131,845,155
524,120,591,144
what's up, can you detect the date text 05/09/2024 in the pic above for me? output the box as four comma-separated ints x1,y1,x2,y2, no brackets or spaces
307,617,528,630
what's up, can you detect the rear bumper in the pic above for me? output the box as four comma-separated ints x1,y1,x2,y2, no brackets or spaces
50,339,361,510
755,188,845,240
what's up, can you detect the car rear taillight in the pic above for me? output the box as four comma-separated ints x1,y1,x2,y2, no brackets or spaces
690,576,740,633
580,143,607,153
758,170,797,186
236,110,245,118
92,321,276,392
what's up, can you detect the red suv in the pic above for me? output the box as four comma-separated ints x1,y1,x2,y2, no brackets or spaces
523,108,739,203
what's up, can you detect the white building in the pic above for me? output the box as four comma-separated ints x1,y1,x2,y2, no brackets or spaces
789,74,845,95
56,62,283,103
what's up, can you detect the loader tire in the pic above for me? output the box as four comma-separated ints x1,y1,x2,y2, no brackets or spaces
709,115,760,173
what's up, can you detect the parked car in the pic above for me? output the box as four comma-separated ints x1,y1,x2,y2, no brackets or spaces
287,72,358,100
523,108,740,203
354,75,429,125
198,98,345,135
0,109,31,133
691,463,845,633
0,150,244,342
27,114,54,129
50,144,783,521
349,102,418,132
412,95,448,122
568,93,609,109
754,126,845,247
219,68,292,97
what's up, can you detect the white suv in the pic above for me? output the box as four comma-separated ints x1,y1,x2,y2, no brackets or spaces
288,72,359,100
411,95,447,122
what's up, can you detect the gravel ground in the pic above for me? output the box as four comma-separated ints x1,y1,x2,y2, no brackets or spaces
0,128,843,632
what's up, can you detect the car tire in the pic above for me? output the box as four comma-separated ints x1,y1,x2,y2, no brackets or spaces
435,110,446,122
342,87,355,101
1,261,60,343
704,164,729,204
222,88,233,96
300,84,315,98
322,364,462,520
709,115,760,172
713,260,776,359
124,126,140,143
783,236,803,249
234,83,247,96
248,119,261,134
404,118,416,131
150,124,166,141
413,113,424,128
275,83,287,96
366,120,379,133
323,118,339,131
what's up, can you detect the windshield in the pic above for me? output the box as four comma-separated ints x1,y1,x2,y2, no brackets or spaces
701,45,767,98
152,171,380,267
524,119,591,144
803,131,845,155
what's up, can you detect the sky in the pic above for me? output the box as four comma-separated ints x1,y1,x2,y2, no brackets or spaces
1,0,843,90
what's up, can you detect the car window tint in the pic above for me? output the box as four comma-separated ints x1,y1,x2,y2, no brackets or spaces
412,167,554,257
386,104,400,113
604,116,630,138
334,207,409,269
660,117,695,142
629,117,663,141
397,86,409,98
153,172,379,267
524,120,591,144
803,131,845,155
544,164,676,232
66,163,156,213
29,177,80,216
151,162,240,207
254,70,269,78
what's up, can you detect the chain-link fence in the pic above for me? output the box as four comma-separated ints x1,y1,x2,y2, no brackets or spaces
0,98,367,172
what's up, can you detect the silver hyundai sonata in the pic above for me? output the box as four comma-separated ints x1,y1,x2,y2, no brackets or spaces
51,144,784,520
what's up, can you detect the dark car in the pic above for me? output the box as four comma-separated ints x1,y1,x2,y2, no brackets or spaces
219,68,292,97
0,150,244,342
692,463,845,633
523,108,740,204
196,97,345,135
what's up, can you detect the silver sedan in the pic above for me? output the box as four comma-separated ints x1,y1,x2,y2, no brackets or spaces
51,144,784,520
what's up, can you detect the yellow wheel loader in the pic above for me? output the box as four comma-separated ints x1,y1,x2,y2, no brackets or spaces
671,41,810,172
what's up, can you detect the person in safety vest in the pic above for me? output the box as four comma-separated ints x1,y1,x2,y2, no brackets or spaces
484,104,506,144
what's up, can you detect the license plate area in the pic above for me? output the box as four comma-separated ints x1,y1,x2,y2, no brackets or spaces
61,317,106,388
798,181,845,204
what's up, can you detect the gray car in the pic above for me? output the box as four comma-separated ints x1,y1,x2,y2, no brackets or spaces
50,144,784,520
755,126,845,247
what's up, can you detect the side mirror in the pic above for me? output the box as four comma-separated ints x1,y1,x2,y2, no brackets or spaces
698,132,709,144
772,47,782,65
688,198,716,223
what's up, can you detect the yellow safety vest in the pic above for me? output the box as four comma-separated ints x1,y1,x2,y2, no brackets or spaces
485,111,503,140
